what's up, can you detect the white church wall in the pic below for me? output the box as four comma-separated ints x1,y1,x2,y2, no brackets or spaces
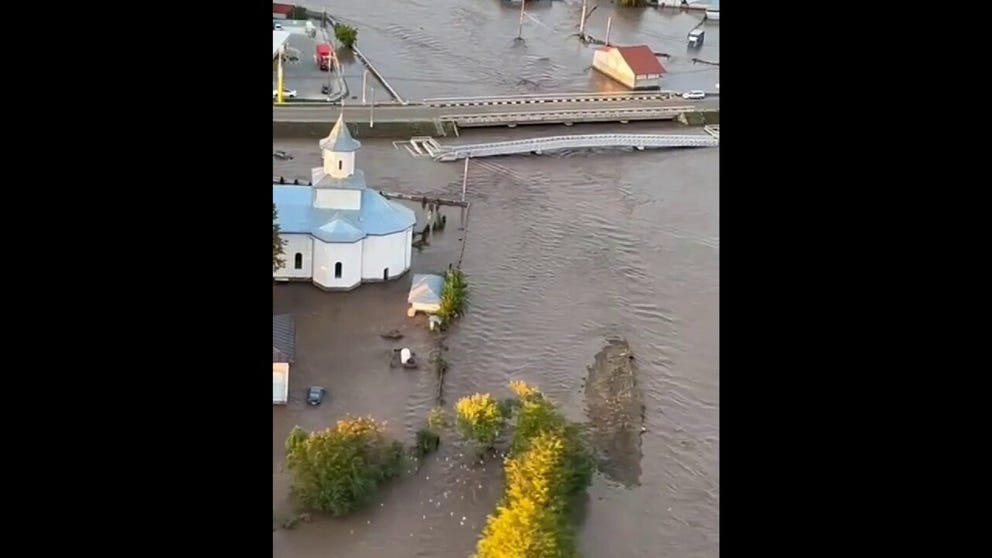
313,239,362,290
405,228,413,269
275,234,313,280
323,150,355,178
313,188,361,211
362,228,413,281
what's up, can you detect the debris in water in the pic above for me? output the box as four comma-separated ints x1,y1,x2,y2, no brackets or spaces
585,337,646,488
380,329,404,340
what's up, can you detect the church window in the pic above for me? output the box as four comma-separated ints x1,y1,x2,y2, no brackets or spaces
294,253,303,269
338,160,343,171
335,262,342,278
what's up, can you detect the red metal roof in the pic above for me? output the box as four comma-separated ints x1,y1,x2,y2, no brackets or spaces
615,45,666,76
272,3,294,15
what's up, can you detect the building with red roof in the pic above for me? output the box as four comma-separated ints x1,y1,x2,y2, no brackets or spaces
592,45,666,90
273,3,294,19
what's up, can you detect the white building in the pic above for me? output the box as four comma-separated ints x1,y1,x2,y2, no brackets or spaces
273,314,295,405
273,113,417,290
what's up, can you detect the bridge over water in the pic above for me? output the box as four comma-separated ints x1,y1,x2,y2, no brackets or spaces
273,92,718,130
422,129,720,162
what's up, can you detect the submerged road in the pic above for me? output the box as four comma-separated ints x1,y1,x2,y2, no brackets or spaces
272,98,719,122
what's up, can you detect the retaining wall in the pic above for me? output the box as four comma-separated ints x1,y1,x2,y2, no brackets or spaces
273,120,458,139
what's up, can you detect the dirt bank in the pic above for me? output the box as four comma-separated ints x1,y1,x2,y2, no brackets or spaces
584,337,645,488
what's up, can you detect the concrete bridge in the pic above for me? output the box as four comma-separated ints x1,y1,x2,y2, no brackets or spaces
272,92,718,130
428,132,719,161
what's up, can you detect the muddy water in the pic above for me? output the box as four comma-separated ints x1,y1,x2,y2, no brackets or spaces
319,0,720,101
272,126,718,557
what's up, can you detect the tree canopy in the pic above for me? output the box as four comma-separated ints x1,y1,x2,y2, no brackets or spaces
285,417,404,516
335,24,358,49
471,382,595,558
456,393,504,449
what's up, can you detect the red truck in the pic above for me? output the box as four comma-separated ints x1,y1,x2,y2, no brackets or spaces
315,43,333,71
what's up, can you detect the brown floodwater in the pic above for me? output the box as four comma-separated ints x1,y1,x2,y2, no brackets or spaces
316,0,720,101
272,123,719,557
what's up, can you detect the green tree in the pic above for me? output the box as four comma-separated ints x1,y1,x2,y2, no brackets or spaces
335,24,358,49
455,393,505,449
617,0,648,7
472,382,596,558
273,203,285,272
437,269,468,328
285,417,404,516
287,6,309,20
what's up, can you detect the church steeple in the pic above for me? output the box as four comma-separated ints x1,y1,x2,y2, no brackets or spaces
319,111,361,179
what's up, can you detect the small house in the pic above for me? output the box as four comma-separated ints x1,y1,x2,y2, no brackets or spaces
592,45,666,90
272,3,294,19
273,314,296,405
407,274,445,317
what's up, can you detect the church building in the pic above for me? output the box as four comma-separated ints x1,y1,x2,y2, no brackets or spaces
273,113,417,290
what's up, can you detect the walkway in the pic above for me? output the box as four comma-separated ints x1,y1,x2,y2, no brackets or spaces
430,133,719,162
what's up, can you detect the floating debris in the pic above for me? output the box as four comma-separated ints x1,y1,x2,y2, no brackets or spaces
380,329,404,340
585,337,646,488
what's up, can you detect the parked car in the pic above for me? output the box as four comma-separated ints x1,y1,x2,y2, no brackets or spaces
306,386,326,406
682,90,706,100
273,88,298,99
273,150,293,160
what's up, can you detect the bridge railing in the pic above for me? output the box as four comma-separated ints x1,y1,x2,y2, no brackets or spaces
423,91,679,107
438,106,696,125
433,133,719,161
438,133,717,151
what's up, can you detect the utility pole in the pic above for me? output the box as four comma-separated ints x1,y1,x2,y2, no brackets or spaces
276,44,285,104
370,87,375,128
362,69,368,104
516,0,526,41
461,157,469,202
605,15,613,46
579,0,587,37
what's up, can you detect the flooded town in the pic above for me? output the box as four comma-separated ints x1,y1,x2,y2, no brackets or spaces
273,2,719,557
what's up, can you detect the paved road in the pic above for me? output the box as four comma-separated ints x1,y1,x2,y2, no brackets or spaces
272,98,720,122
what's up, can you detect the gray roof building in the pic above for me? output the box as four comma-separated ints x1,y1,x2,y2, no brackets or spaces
272,314,296,363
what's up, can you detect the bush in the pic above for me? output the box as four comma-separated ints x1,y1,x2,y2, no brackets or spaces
475,433,578,558
497,397,520,419
287,6,309,20
437,269,468,328
414,428,441,458
472,382,595,558
285,417,404,516
455,393,505,449
427,406,448,431
335,24,358,49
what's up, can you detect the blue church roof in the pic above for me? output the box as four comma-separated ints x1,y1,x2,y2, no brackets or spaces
314,217,365,243
273,185,417,243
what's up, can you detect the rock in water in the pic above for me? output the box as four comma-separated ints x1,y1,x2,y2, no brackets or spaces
584,338,645,488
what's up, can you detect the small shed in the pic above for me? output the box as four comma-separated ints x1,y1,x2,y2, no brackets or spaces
272,3,294,19
592,45,666,90
273,314,296,405
407,274,444,317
